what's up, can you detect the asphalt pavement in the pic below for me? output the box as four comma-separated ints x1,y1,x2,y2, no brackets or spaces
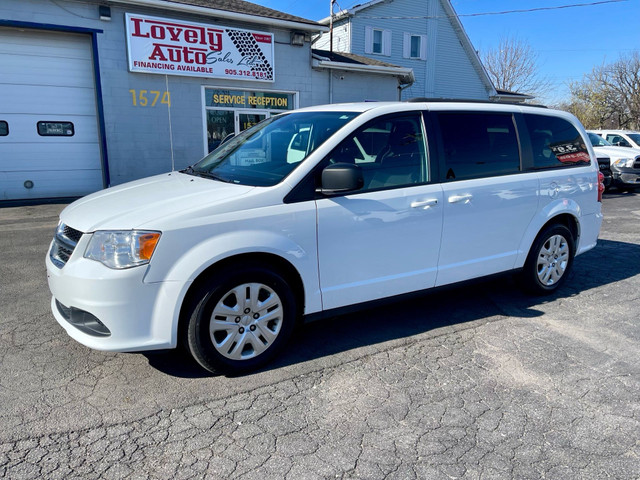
0,191,639,479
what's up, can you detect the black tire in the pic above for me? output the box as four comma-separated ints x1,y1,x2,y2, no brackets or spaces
520,224,575,295
185,264,297,375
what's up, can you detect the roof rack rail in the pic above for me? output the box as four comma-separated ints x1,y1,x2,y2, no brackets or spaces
405,97,548,108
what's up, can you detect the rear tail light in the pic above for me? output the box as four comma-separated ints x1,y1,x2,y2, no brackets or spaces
597,171,605,202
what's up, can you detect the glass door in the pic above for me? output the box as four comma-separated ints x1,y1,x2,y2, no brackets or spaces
206,110,235,153
237,112,267,133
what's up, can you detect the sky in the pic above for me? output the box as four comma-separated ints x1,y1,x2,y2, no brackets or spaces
248,0,640,104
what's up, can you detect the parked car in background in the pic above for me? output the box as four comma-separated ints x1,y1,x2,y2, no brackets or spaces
592,130,640,149
587,132,640,192
47,102,604,375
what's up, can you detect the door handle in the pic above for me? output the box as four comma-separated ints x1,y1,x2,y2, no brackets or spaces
411,198,438,209
448,194,473,204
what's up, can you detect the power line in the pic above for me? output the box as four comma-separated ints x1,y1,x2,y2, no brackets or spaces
354,0,629,20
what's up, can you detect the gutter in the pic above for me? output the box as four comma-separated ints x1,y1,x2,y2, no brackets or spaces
108,0,328,33
312,56,415,86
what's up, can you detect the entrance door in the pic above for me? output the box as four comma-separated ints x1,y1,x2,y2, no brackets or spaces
206,110,235,153
206,111,268,153
237,112,267,133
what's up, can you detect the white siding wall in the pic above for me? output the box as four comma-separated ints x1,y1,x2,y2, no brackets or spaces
346,0,491,100
433,2,489,99
314,19,350,52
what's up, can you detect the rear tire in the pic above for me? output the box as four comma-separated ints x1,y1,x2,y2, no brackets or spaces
185,264,297,375
520,224,575,295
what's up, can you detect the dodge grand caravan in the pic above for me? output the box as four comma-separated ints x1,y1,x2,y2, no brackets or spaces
46,101,604,374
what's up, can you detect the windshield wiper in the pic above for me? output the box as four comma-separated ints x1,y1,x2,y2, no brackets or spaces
182,166,231,183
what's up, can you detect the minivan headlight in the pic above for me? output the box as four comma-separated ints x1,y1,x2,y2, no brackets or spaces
84,230,161,269
612,157,634,168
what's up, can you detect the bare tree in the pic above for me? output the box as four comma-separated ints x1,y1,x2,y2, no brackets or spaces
482,36,552,99
559,51,640,129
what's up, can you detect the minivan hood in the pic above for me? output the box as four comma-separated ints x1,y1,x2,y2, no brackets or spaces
60,173,254,232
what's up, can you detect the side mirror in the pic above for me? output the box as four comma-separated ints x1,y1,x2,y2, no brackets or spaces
319,163,364,195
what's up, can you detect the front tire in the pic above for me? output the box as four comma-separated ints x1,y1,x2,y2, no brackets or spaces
185,265,297,375
521,224,575,295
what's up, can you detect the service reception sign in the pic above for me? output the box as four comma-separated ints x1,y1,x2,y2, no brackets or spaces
125,13,275,82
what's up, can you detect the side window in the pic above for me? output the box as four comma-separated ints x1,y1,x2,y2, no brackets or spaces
606,134,630,147
326,114,428,192
365,27,391,56
37,121,74,137
523,114,590,169
437,112,520,181
403,33,427,60
0,121,7,136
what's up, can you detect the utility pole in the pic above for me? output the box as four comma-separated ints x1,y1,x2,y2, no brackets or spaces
329,0,336,52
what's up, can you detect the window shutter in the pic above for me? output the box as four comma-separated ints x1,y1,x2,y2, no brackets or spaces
364,26,373,54
403,33,410,58
420,35,427,60
383,29,392,56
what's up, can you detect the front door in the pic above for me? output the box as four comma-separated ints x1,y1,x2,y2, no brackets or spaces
316,113,443,310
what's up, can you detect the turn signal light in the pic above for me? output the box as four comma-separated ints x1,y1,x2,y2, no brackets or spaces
139,233,161,260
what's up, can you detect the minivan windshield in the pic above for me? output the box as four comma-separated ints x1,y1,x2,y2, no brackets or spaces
186,111,360,186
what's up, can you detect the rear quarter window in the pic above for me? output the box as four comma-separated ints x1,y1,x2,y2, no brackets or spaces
524,114,590,170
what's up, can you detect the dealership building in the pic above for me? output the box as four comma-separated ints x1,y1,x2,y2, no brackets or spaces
0,0,414,201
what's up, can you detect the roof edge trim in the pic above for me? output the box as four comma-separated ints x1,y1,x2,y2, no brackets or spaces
109,0,327,32
312,56,415,85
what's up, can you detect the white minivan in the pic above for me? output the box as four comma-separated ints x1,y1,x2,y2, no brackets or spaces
46,101,604,374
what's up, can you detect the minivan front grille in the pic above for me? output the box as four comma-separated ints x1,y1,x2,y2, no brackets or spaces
49,224,84,269
633,157,640,169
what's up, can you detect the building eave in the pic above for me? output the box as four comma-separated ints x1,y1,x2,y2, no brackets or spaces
109,0,328,33
312,53,414,85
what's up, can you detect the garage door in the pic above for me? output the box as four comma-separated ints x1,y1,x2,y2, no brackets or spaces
0,27,104,200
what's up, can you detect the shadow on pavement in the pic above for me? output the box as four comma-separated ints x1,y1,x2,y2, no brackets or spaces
144,239,640,378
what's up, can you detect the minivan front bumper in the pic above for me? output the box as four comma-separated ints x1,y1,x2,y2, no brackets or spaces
46,240,181,352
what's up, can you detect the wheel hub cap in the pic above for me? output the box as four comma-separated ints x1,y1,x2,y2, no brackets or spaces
536,234,569,286
209,282,283,361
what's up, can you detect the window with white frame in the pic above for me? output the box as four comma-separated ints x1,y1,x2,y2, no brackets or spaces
403,33,427,60
365,26,391,56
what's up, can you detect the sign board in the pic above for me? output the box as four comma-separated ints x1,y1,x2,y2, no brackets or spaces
125,13,275,82
205,88,294,110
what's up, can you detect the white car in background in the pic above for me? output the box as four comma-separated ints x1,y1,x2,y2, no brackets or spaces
592,130,640,149
587,132,640,192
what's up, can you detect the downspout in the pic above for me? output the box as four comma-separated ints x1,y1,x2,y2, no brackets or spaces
329,71,333,104
397,70,416,101
398,83,412,101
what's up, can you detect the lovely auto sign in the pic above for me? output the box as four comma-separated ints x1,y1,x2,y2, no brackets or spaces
125,13,275,82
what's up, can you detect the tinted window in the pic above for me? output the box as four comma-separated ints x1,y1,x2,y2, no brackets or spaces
524,114,590,169
627,133,640,144
326,114,428,191
438,113,520,181
0,121,7,136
